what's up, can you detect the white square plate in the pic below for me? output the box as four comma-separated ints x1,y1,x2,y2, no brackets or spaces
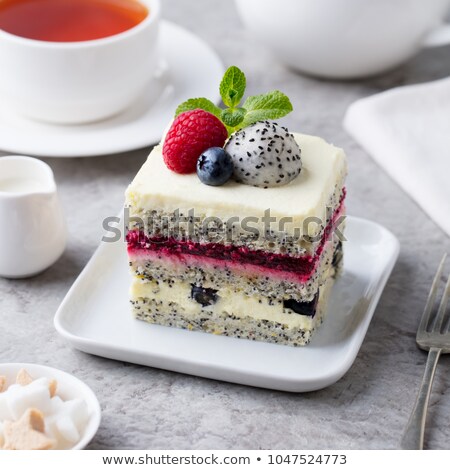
54,216,399,392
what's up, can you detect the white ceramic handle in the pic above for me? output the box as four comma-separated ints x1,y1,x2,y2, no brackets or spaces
423,22,450,47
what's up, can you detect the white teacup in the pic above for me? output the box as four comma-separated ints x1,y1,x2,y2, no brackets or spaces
235,0,450,79
0,0,161,124
0,156,67,278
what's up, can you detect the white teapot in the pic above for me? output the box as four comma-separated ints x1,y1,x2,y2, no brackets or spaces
235,0,450,79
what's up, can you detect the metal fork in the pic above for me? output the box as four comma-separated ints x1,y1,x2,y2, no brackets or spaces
401,254,450,450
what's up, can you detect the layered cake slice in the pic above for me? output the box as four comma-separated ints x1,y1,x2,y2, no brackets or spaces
125,66,347,346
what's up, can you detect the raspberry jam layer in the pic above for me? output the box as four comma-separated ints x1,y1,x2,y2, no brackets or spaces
127,192,345,282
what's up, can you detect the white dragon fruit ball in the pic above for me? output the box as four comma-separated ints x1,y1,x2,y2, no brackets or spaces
224,121,302,188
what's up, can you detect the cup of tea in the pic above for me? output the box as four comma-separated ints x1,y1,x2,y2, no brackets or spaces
0,156,67,278
235,0,450,79
0,0,161,124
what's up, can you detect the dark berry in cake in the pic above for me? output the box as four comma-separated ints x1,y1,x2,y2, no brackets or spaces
191,285,219,307
283,292,319,317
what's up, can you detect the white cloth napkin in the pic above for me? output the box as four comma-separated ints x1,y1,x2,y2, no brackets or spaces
343,76,450,237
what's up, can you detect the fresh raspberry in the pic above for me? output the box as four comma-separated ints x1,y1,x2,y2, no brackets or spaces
163,109,228,174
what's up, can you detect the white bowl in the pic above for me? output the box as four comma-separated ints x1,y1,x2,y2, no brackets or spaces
0,363,101,450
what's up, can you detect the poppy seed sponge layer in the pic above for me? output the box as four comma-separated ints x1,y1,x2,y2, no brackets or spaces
130,269,337,347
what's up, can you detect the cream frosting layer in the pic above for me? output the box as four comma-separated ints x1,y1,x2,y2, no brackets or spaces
130,274,335,330
126,133,347,237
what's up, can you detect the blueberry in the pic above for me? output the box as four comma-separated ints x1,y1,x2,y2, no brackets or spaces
332,241,343,269
283,293,319,317
197,147,234,186
191,285,218,307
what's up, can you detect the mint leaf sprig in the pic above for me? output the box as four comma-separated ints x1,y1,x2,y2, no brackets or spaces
175,66,293,136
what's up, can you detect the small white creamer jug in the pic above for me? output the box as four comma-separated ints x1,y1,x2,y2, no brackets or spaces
0,156,66,278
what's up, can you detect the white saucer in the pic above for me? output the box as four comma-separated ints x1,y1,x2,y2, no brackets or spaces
0,21,224,158
54,216,399,393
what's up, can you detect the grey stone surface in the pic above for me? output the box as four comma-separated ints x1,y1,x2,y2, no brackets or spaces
1,0,450,450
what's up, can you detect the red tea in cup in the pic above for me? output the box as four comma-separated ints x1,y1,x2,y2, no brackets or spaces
0,0,149,42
